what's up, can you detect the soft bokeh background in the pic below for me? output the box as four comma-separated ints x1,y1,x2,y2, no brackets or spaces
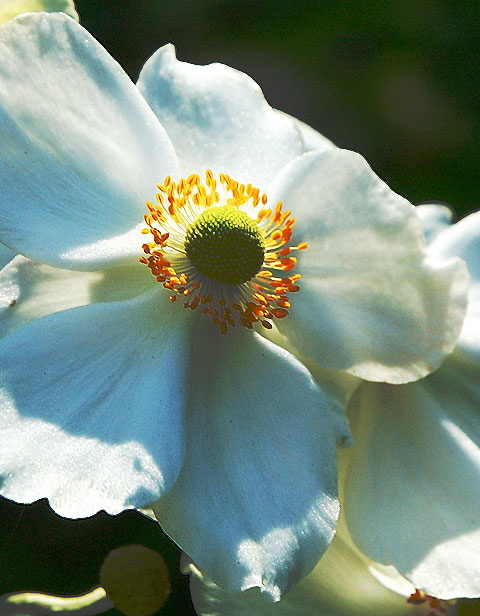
1,1,479,615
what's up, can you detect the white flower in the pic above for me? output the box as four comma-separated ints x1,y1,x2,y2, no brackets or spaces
341,204,480,599
0,13,467,599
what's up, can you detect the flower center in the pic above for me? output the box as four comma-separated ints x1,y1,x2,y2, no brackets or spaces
184,205,266,284
140,170,307,334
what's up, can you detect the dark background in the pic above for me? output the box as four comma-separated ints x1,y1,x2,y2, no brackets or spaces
1,1,479,615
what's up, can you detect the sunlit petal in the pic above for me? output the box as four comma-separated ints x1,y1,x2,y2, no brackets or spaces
0,13,177,269
269,148,468,383
137,44,303,186
343,344,480,599
278,111,336,153
151,324,347,599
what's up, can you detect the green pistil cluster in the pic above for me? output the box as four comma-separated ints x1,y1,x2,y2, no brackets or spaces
185,205,266,284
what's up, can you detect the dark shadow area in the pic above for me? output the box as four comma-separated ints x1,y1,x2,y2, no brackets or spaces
0,496,196,615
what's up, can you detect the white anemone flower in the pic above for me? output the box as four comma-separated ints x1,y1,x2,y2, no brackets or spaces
0,13,468,599
342,204,480,600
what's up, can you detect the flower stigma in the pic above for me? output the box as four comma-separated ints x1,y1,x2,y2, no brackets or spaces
140,170,308,334
185,205,265,284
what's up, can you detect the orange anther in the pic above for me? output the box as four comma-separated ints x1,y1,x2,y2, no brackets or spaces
141,169,306,335
271,308,289,318
279,257,296,268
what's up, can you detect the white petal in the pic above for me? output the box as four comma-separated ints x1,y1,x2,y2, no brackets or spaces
0,0,78,24
260,324,359,444
0,291,192,517
415,203,454,244
151,324,346,599
269,148,468,383
276,111,336,153
185,520,423,616
342,346,480,599
137,44,304,187
0,13,177,269
427,210,480,348
429,210,480,285
0,243,15,269
0,256,155,338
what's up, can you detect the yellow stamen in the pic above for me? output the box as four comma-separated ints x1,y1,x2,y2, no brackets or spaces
140,170,306,334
